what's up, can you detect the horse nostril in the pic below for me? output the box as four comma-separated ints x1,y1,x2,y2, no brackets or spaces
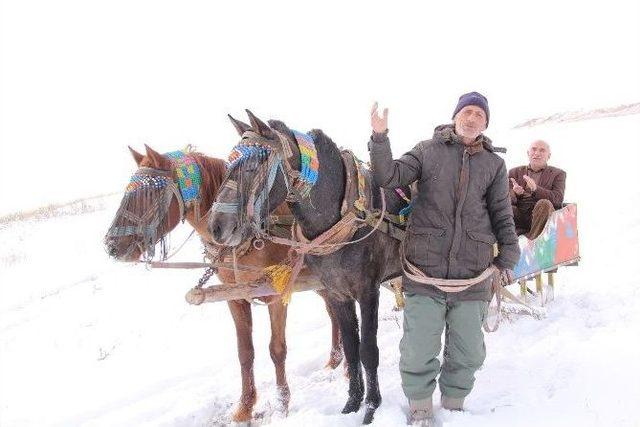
105,238,119,257
211,224,222,241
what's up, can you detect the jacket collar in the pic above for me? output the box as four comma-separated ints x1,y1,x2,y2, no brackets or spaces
433,124,495,153
527,164,547,173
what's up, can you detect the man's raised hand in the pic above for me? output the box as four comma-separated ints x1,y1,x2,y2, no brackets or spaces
371,102,389,135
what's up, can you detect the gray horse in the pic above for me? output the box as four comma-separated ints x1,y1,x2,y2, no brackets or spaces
208,111,409,424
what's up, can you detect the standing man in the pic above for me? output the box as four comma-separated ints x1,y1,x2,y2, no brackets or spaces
368,92,520,425
509,140,566,239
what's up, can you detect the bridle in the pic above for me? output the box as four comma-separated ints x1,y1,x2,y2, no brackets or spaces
106,166,185,260
210,129,304,241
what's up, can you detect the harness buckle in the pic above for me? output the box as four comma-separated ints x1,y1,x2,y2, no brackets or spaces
286,189,300,203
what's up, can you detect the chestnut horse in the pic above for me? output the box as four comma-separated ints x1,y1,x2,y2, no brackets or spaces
104,144,342,422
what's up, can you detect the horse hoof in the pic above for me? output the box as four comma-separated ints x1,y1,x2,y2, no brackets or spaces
362,405,376,424
231,406,253,423
275,395,290,417
341,396,362,414
325,349,344,370
324,357,343,370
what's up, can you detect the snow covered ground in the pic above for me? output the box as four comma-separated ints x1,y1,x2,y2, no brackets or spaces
1,114,640,427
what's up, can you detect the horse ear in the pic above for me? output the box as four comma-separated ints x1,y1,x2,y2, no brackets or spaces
128,146,144,166
144,144,170,170
245,109,274,139
228,114,252,136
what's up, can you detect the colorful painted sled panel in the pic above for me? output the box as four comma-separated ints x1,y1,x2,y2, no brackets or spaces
513,204,580,280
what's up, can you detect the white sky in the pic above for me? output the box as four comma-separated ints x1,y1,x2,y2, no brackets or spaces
1,0,639,214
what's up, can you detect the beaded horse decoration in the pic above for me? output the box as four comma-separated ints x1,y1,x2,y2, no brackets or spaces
105,147,203,261
291,129,319,198
165,149,202,216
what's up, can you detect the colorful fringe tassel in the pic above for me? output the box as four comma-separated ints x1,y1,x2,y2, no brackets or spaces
264,264,294,304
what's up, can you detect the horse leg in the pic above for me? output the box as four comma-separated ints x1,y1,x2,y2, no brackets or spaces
316,289,343,369
227,300,256,423
359,288,381,424
267,299,290,415
329,298,364,414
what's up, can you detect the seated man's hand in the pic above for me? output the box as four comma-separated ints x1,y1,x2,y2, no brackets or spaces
371,102,389,135
511,178,525,196
523,175,537,192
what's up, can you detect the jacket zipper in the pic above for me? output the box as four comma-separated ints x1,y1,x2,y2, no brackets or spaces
446,147,471,278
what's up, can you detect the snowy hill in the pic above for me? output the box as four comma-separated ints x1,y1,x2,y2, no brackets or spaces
1,114,640,427
513,102,640,128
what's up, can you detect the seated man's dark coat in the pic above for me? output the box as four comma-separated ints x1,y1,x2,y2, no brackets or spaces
508,165,566,235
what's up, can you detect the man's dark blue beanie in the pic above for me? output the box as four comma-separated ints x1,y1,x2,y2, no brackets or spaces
452,91,490,126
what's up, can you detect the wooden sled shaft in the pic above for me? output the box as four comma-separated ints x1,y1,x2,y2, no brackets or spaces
185,276,324,305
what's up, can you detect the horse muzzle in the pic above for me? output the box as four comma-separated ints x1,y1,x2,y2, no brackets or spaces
208,212,244,247
104,236,142,262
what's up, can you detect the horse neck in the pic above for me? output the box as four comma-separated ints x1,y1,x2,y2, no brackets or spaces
289,131,344,240
183,154,226,240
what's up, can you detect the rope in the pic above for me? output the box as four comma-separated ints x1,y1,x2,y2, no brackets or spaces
402,249,499,293
258,188,387,304
400,251,542,333
264,188,387,253
483,273,503,333
164,229,196,260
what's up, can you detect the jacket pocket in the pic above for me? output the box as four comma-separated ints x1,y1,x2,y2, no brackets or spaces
465,230,497,271
407,226,446,267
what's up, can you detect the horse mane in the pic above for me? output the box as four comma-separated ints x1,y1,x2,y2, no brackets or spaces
308,128,337,150
268,119,409,216
189,152,227,210
268,120,339,157
267,119,292,138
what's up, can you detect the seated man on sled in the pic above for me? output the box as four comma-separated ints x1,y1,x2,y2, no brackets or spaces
509,140,566,239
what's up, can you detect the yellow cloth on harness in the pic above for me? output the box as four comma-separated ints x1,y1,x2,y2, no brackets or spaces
264,264,294,303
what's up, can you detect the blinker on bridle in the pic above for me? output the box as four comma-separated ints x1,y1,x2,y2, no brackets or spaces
211,129,309,238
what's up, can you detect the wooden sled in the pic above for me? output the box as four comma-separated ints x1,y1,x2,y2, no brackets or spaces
508,203,580,307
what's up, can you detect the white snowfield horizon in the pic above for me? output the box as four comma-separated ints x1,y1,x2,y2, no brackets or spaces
1,114,639,427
